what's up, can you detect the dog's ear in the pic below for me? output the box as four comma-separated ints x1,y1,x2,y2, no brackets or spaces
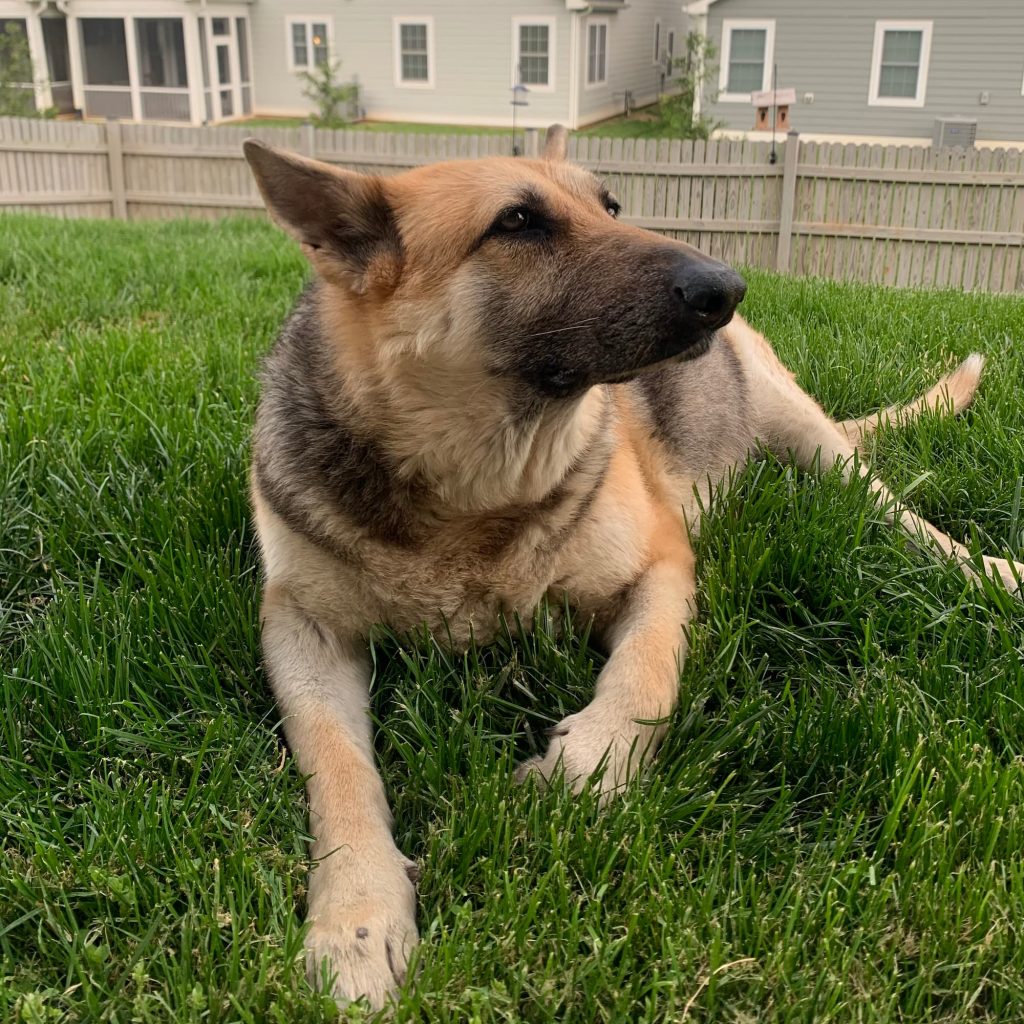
243,139,400,292
543,124,569,161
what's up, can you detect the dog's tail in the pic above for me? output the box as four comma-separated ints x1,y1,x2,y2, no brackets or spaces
837,352,985,451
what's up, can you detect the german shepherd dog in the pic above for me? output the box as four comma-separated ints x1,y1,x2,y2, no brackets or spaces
243,126,1022,1008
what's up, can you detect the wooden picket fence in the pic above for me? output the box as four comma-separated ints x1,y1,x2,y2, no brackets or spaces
2,116,1022,292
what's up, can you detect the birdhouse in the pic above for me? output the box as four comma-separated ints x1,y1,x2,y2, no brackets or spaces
752,88,796,131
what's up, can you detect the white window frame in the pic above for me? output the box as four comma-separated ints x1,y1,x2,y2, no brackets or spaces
393,16,434,89
585,16,609,89
868,20,932,108
652,19,661,65
285,16,333,73
718,18,775,103
511,16,556,93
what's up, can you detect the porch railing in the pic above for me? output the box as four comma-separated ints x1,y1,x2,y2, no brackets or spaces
83,87,132,120
140,88,190,122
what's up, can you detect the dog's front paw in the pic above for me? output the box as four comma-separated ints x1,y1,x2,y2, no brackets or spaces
305,857,419,1010
515,700,663,798
305,905,417,1010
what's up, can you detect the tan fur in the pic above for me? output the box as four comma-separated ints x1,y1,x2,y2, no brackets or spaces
243,135,1023,1010
837,353,986,450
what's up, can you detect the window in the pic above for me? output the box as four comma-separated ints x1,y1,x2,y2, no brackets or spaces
136,19,187,88
667,29,675,65
80,18,129,86
586,19,608,87
394,18,433,87
236,18,250,83
719,19,775,101
653,20,661,64
513,18,554,90
41,18,70,83
869,21,932,107
286,17,330,72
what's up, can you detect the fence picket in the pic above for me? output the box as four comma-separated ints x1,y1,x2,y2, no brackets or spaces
1,118,1021,292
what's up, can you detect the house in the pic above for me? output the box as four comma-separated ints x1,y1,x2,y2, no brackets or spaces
2,0,686,129
686,0,1024,146
1,1,254,123
249,0,688,129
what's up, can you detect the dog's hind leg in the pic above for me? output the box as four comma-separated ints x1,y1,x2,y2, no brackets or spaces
836,353,985,452
750,358,1023,598
261,585,418,1010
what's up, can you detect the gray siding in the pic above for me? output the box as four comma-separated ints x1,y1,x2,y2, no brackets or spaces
575,0,686,126
249,0,572,127
702,0,1024,141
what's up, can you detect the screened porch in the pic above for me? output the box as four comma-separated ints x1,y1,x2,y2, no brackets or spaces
71,5,252,124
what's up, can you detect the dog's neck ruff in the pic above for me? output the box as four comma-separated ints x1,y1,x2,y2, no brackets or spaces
377,384,608,515
255,288,612,553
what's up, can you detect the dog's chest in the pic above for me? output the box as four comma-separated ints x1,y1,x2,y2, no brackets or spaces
352,540,556,646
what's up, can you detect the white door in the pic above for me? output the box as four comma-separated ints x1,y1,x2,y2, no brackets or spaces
204,15,248,121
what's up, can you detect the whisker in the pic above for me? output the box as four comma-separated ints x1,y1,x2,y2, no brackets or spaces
524,318,601,340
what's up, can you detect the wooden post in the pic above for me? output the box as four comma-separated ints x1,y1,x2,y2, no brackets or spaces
105,119,128,220
303,120,316,159
775,128,800,273
523,128,539,158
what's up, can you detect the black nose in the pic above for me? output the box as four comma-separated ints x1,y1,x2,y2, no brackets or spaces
671,261,747,328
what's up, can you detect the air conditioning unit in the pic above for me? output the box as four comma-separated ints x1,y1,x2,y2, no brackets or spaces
933,117,977,149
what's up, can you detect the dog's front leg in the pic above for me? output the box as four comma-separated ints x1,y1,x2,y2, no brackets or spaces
517,551,695,797
261,585,417,1010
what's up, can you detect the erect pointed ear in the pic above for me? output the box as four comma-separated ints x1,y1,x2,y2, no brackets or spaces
243,139,401,292
543,124,569,161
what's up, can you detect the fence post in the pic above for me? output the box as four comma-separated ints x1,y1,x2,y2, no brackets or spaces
775,129,800,273
105,119,128,220
523,128,540,158
303,120,316,159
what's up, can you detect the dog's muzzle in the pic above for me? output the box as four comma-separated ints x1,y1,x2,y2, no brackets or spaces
671,260,747,334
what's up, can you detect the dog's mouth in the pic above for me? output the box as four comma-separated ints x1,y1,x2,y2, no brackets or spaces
597,329,717,386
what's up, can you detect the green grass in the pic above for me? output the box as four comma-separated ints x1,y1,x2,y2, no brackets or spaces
2,213,1023,1023
576,104,675,138
237,117,510,136
238,105,670,139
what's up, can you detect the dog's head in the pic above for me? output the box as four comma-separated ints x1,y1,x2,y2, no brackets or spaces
244,126,745,400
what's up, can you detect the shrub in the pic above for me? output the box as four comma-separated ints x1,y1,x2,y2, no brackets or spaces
298,59,360,130
657,32,722,141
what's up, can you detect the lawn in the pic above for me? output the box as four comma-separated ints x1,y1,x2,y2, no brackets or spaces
2,213,1023,1023
237,117,510,136
237,104,669,139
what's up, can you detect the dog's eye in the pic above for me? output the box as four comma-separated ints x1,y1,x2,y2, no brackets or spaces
606,200,621,219
497,208,530,232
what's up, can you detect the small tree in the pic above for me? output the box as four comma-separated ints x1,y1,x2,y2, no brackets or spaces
0,21,37,117
657,32,722,141
298,59,359,129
